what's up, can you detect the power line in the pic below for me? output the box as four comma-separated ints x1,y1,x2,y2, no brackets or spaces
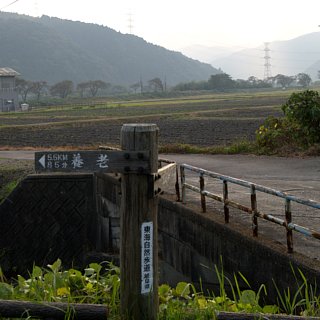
0,0,20,10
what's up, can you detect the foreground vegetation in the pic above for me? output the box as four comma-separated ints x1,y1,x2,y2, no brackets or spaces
0,259,319,319
255,90,320,155
0,159,33,204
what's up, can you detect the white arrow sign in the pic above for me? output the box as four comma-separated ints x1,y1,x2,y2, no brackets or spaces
38,155,46,168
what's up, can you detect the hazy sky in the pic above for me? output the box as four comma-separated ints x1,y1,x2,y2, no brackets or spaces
1,0,320,51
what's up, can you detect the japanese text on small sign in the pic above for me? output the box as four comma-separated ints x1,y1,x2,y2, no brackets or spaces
40,153,109,170
141,222,153,294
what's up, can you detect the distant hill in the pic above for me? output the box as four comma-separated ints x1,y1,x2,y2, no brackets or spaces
181,45,240,65
0,12,219,86
183,33,320,80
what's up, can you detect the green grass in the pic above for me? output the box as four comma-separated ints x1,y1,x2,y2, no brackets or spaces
0,259,318,319
160,140,256,155
0,180,18,203
0,159,34,203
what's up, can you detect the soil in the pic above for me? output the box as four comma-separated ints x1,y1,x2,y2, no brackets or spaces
0,94,284,148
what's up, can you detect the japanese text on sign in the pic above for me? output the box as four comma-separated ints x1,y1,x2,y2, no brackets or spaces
38,153,109,170
141,222,153,294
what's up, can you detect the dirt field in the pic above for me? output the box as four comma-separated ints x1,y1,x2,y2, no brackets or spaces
0,92,287,148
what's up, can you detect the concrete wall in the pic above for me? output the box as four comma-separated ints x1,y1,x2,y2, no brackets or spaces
0,173,319,300
0,174,97,276
158,195,320,298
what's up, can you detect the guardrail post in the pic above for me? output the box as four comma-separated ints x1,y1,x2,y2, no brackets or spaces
223,180,229,223
200,172,206,213
180,165,186,204
251,184,258,237
120,124,159,320
285,198,293,253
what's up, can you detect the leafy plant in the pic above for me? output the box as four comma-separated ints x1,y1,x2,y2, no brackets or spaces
281,90,320,144
0,259,319,319
273,265,320,316
255,90,320,154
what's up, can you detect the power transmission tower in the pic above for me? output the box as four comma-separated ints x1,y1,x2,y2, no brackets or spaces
127,12,134,34
34,0,39,16
263,42,272,80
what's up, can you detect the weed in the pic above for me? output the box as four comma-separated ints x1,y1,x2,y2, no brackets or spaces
0,180,19,204
0,259,319,319
159,140,255,155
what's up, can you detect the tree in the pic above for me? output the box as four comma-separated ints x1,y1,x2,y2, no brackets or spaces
296,73,312,87
30,81,47,101
247,76,259,85
15,78,34,102
274,74,294,89
76,82,88,98
87,80,110,97
208,73,235,90
50,80,74,98
76,80,110,97
148,78,164,92
130,82,141,93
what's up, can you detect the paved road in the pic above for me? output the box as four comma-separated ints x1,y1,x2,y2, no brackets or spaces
1,151,320,261
0,150,35,160
163,154,320,262
163,153,320,200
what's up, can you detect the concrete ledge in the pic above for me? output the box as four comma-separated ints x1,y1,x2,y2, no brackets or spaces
158,194,320,299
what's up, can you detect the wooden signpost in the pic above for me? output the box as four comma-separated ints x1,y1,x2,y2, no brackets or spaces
34,123,160,320
120,124,159,320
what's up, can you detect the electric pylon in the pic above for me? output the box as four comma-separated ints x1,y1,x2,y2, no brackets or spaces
263,42,272,80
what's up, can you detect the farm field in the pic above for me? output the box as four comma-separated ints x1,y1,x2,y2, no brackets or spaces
0,91,289,149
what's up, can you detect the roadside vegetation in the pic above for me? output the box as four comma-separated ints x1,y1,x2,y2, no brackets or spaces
0,159,33,204
0,259,319,319
255,90,320,155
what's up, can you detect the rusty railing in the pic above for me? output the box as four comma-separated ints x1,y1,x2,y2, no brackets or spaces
180,163,320,253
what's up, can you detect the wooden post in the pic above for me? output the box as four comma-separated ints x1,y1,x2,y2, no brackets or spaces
251,184,258,237
223,180,229,223
200,172,206,213
120,124,159,320
285,198,293,253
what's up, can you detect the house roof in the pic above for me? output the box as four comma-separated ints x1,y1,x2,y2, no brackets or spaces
0,67,20,77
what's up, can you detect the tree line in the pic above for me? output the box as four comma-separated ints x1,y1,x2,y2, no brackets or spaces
173,72,313,91
15,72,313,103
15,77,170,102
15,79,113,102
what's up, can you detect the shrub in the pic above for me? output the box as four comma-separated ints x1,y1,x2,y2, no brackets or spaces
281,90,320,144
255,116,306,154
256,90,320,153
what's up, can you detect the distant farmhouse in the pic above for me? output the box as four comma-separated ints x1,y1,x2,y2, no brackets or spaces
0,67,20,112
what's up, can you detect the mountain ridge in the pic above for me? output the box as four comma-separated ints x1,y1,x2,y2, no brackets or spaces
182,32,320,80
0,12,219,86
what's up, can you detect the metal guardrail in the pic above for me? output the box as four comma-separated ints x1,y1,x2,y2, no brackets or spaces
180,163,320,253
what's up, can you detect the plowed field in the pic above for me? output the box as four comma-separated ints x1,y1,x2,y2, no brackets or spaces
0,93,287,149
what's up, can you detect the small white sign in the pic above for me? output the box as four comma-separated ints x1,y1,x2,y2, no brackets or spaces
141,221,153,294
